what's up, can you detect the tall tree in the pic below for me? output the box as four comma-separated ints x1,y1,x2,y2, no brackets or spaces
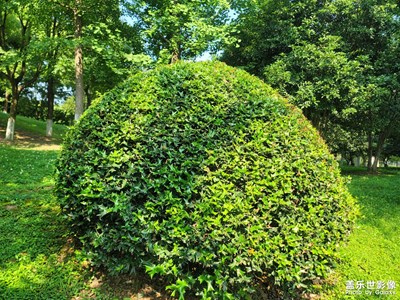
223,0,327,75
38,2,66,136
324,0,400,171
50,0,135,120
263,36,367,149
0,1,43,140
125,0,233,63
224,0,400,172
73,0,84,121
83,21,143,105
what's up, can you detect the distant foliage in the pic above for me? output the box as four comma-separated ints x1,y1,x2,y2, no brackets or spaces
55,62,358,298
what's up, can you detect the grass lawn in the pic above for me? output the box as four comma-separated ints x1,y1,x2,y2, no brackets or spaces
0,116,399,299
0,112,67,151
321,168,400,299
0,112,67,142
0,145,85,299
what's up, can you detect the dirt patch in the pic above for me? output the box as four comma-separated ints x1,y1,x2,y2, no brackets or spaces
4,205,18,211
100,274,175,300
0,127,62,150
73,273,175,300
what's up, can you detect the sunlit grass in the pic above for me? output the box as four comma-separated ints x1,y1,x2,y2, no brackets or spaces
322,169,400,299
0,144,88,299
0,112,67,141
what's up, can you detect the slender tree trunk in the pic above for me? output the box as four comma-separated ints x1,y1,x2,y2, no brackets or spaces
367,131,373,171
74,44,84,121
349,153,354,166
46,77,55,137
74,2,84,121
3,90,10,113
5,84,18,140
170,51,180,64
34,99,40,120
85,86,91,108
371,131,388,173
170,40,181,64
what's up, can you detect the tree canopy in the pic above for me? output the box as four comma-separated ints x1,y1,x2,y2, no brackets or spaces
223,0,400,171
124,0,233,62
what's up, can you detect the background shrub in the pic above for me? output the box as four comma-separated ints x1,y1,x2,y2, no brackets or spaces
55,61,358,299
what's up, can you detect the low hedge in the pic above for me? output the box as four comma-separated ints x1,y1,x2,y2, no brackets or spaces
55,61,358,299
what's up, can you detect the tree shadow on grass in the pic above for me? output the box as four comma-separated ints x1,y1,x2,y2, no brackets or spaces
348,171,400,236
0,127,62,150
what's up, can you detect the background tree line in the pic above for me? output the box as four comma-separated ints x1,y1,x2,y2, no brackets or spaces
223,0,400,172
1,0,399,172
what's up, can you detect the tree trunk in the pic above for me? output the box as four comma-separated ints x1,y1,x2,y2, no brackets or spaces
367,131,373,171
5,84,18,140
74,2,84,121
5,116,15,140
3,90,10,113
371,131,388,173
85,85,92,108
170,40,181,64
46,77,55,137
74,44,84,121
170,51,180,64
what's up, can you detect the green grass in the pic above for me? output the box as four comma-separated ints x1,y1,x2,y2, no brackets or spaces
0,112,67,141
321,168,400,299
0,144,88,299
0,116,399,299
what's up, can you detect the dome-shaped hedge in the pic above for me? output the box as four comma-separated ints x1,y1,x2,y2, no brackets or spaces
56,62,357,298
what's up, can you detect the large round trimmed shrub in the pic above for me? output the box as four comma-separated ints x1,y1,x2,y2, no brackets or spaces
56,62,357,298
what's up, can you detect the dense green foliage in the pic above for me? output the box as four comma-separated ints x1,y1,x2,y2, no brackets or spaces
2,0,400,169
263,36,366,150
55,62,357,298
223,0,400,171
124,0,232,63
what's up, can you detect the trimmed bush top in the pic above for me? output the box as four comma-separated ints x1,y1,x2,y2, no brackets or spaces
56,61,357,299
